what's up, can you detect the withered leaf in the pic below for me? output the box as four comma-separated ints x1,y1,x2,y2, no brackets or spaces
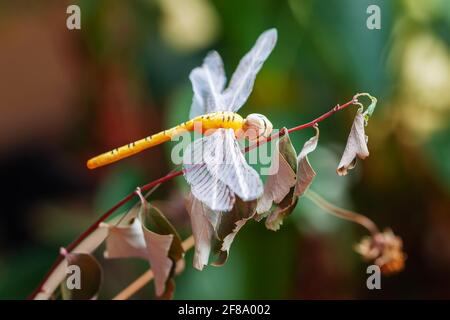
255,130,301,231
257,154,296,214
100,218,148,260
294,125,319,197
60,252,102,300
337,109,369,176
212,198,256,266
278,129,298,171
256,130,297,215
263,127,319,231
186,193,220,270
265,189,298,231
139,199,184,298
143,231,173,296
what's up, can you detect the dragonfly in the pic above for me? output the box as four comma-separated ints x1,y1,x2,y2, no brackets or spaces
87,28,277,212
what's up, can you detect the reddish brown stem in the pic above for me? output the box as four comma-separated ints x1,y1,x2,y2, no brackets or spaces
28,96,357,300
244,98,355,152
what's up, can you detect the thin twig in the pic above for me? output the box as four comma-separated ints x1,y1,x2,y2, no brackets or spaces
305,189,379,236
244,97,356,153
114,169,179,227
113,235,195,300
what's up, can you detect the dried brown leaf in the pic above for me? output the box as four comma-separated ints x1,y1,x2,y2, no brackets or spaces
337,109,369,176
258,128,319,231
186,193,220,270
143,231,173,296
212,198,256,266
139,198,184,298
294,126,319,197
100,218,148,260
60,252,102,300
265,189,298,231
256,154,296,213
256,130,297,214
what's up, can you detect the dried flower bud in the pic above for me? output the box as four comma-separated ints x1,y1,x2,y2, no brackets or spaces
355,229,406,275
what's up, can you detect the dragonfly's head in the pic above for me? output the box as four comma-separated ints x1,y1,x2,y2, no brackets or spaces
243,113,273,140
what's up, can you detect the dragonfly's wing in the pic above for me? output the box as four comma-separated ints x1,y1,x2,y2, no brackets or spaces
189,51,227,119
186,164,235,212
183,137,235,212
218,129,264,201
188,29,277,116
206,129,263,202
223,29,277,112
183,129,263,211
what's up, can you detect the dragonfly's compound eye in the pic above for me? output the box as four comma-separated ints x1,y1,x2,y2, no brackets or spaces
244,113,273,140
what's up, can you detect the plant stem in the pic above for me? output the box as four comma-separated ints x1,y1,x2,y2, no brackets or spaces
244,98,355,152
113,235,195,300
287,100,354,133
29,96,357,300
305,189,380,236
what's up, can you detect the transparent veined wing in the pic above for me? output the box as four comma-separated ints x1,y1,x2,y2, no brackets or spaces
189,51,227,119
207,129,263,201
188,164,236,212
223,28,277,112
183,129,263,212
183,135,235,212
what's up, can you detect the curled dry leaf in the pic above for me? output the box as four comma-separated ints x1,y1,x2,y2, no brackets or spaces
264,189,298,231
212,198,256,266
139,198,184,298
257,130,298,231
186,193,220,270
294,125,319,197
337,108,369,176
259,128,320,231
100,218,148,260
256,129,297,215
143,231,173,296
60,251,103,300
354,228,406,275
100,200,184,298
256,153,296,214
186,194,256,268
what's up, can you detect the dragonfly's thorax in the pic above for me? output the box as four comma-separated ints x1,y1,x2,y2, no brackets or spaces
192,111,244,135
242,113,273,140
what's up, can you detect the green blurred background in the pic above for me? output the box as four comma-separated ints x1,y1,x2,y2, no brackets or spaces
1,0,450,299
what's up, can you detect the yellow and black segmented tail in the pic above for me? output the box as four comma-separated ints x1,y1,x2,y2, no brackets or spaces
86,111,244,169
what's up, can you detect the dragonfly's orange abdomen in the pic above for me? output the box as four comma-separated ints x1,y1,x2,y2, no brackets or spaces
86,111,244,169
